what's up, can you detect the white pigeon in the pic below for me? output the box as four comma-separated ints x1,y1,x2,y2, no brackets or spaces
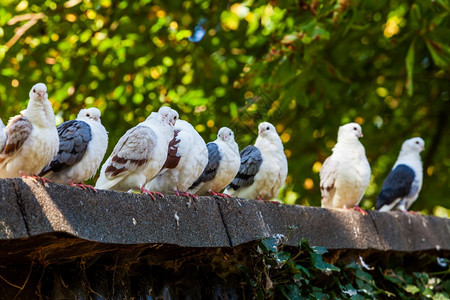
319,123,371,213
189,127,240,196
95,107,178,199
375,137,425,212
225,122,288,200
39,108,109,191
0,83,59,179
145,119,208,198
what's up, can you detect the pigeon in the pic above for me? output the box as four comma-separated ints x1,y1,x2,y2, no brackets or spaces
189,127,240,196
95,107,178,199
375,137,425,212
0,83,59,179
39,107,109,191
225,122,288,200
145,119,208,198
319,123,371,214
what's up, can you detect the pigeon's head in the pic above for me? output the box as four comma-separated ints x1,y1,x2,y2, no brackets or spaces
218,127,235,143
29,83,47,101
402,137,425,153
338,123,363,142
258,122,277,137
78,107,101,122
158,106,179,126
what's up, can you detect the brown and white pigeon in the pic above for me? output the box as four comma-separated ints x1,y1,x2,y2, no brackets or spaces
39,108,108,190
319,123,371,214
189,127,240,196
145,119,208,198
225,122,288,200
95,107,178,199
0,83,59,179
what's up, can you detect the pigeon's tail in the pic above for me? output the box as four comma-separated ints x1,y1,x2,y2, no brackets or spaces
94,174,123,190
375,193,400,212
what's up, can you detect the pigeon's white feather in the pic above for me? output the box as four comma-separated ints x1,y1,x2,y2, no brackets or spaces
95,107,177,191
0,83,59,178
41,108,108,184
146,119,208,194
0,118,6,152
320,123,371,209
189,127,240,195
225,122,288,200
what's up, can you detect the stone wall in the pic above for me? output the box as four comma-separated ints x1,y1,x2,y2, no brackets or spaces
0,178,448,298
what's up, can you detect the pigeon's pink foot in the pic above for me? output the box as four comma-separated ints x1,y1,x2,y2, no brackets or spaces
140,187,163,202
353,205,367,216
177,191,198,200
407,210,421,215
209,190,232,198
70,180,97,192
20,171,51,186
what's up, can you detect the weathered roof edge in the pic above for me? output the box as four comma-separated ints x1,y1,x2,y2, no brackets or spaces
0,178,448,254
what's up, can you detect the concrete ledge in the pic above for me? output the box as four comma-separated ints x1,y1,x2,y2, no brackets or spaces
0,178,449,259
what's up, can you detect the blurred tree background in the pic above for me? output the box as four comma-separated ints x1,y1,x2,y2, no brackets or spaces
0,0,448,215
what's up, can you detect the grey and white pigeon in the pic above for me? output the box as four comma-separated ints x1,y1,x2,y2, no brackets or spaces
375,137,425,212
225,122,288,200
95,107,178,199
319,123,371,214
39,108,108,190
189,127,240,196
0,83,59,179
145,119,208,198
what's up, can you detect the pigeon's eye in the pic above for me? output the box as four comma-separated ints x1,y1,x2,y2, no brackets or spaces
33,89,36,93
266,126,270,130
353,127,357,130
86,113,90,117
415,141,419,144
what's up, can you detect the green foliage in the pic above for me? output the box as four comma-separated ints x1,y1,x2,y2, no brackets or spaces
0,0,448,212
239,236,450,299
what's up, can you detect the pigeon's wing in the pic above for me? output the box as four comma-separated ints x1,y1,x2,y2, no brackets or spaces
375,164,415,210
39,120,92,176
162,129,181,170
228,145,262,190
190,142,221,189
319,156,339,202
0,115,32,164
104,125,157,179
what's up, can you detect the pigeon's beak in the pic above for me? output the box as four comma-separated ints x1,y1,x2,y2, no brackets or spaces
93,117,99,122
38,91,45,98
359,132,364,138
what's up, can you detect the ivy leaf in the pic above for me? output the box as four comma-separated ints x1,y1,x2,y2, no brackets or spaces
404,284,420,294
311,246,328,255
280,284,305,300
310,252,340,272
260,237,279,254
274,251,291,267
296,264,311,278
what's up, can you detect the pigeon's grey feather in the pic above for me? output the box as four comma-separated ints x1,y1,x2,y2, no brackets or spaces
40,120,92,175
190,142,221,189
375,164,415,210
228,145,262,190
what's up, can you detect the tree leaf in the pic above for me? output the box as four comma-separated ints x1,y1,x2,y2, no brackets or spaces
405,39,415,96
